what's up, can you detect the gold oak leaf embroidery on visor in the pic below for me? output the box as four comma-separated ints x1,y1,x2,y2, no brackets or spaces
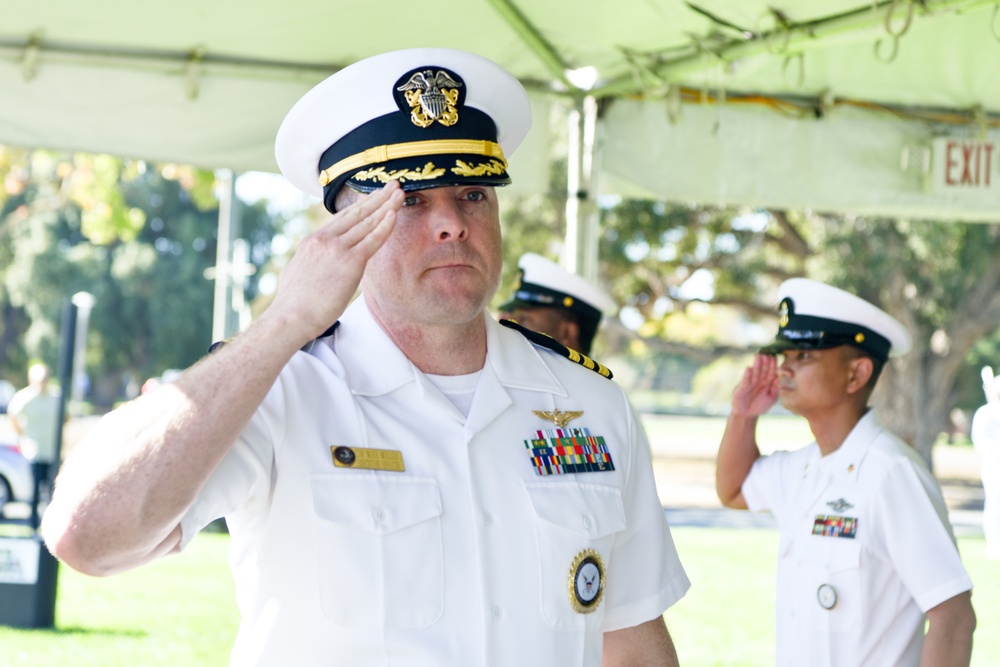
451,158,507,177
352,163,447,183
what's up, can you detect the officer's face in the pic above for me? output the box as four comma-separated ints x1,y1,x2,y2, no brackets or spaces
506,307,580,351
776,347,857,416
362,185,502,327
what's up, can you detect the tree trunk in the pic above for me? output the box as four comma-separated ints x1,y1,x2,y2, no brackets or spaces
875,349,955,472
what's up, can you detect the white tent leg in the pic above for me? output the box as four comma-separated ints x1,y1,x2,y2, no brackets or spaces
212,168,239,342
564,94,601,284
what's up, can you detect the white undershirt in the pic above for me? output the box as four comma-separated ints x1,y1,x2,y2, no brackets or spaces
425,370,482,418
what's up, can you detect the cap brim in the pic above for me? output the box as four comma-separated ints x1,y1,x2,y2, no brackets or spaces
498,297,532,313
759,338,840,356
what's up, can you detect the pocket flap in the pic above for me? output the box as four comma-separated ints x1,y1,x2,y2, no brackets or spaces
824,540,861,573
524,481,626,538
311,474,442,535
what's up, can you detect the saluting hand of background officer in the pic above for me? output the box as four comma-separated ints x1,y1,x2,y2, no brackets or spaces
269,180,403,348
731,353,780,418
716,353,780,510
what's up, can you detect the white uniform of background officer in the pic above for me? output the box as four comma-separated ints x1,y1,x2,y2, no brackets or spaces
716,278,975,667
971,371,1000,559
499,252,617,357
42,48,689,666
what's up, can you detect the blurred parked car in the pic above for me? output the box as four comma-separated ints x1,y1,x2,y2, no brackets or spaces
0,379,15,413
0,435,32,511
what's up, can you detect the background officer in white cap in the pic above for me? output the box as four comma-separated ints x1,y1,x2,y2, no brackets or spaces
715,278,975,666
499,252,616,357
43,48,689,666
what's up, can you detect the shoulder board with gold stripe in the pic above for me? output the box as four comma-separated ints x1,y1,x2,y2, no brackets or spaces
500,319,613,379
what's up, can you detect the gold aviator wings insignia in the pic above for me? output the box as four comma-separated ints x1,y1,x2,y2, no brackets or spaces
532,409,584,428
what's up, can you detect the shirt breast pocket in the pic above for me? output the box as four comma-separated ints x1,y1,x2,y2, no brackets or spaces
524,481,627,630
311,474,444,629
807,539,863,632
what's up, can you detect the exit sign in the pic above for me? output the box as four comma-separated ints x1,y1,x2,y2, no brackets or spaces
932,138,997,192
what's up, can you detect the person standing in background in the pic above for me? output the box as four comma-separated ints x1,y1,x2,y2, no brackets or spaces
971,367,1000,560
499,252,616,357
716,278,975,666
7,363,62,527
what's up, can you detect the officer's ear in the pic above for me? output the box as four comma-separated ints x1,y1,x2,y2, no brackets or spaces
556,318,582,352
845,354,874,395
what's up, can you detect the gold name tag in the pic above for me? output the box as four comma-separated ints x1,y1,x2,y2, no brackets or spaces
331,446,405,472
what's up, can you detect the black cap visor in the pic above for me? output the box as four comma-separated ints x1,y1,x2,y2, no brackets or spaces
761,328,890,362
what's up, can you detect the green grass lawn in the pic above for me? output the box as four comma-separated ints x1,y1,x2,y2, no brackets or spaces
641,412,816,453
2,529,995,666
0,533,239,666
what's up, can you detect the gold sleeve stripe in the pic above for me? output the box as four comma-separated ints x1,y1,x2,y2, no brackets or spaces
319,139,507,186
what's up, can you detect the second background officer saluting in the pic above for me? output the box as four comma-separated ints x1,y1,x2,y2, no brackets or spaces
716,278,975,667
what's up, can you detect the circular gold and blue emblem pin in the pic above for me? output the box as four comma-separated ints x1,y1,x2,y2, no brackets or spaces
568,549,605,614
817,583,837,610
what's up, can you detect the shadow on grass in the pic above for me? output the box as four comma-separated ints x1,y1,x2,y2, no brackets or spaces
25,625,150,638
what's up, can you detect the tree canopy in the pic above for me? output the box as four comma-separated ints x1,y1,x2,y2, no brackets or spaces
0,147,281,405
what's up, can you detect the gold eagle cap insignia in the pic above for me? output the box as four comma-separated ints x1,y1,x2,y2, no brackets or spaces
533,409,584,428
396,69,462,127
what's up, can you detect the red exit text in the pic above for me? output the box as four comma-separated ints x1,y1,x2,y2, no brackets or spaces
944,141,994,187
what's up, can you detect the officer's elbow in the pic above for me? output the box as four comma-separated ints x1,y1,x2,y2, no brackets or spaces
42,511,112,577
40,504,152,577
716,486,748,510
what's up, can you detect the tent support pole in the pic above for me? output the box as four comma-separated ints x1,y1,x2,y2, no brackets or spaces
211,169,239,343
564,95,601,284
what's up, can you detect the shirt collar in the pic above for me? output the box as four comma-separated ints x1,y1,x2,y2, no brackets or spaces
332,294,421,396
324,295,567,398
823,409,884,481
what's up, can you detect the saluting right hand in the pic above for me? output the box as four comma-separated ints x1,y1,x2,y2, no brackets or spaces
731,353,780,417
265,181,404,348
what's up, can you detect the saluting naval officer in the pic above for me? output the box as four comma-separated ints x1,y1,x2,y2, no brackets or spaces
499,252,616,357
42,48,690,666
716,278,975,667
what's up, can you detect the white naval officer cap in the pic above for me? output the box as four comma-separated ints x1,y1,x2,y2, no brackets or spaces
275,48,532,213
500,252,617,324
761,278,912,362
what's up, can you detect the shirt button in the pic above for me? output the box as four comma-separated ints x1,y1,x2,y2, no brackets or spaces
582,515,593,530
483,512,494,526
372,507,385,523
491,605,503,620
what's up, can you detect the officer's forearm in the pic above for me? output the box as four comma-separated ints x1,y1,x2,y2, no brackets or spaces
601,617,678,667
42,310,303,576
715,413,760,509
920,591,975,667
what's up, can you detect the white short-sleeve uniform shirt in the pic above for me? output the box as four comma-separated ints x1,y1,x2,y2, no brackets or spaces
742,411,972,667
180,296,690,667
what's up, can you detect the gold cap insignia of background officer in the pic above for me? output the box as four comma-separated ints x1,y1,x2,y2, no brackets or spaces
568,549,605,614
